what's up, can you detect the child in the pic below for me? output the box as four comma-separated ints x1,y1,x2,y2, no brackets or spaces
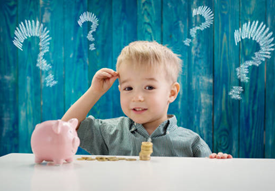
62,41,232,159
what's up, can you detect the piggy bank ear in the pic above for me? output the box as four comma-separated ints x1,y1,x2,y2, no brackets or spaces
34,123,41,130
68,118,78,129
52,121,62,134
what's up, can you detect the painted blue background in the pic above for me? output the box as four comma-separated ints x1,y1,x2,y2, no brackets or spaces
0,0,274,158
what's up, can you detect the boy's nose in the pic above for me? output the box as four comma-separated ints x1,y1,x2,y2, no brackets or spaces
132,95,144,102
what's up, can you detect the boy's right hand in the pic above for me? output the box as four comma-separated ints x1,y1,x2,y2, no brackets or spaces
90,68,119,95
62,68,118,125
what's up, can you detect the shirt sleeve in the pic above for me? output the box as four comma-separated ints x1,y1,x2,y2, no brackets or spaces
77,115,109,155
192,136,212,157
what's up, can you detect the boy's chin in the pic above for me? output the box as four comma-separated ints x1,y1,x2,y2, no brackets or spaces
132,119,145,125
129,117,147,125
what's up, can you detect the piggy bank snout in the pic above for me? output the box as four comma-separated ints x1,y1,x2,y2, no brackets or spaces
73,136,80,150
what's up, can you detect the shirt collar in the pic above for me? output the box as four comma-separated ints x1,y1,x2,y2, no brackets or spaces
129,115,178,139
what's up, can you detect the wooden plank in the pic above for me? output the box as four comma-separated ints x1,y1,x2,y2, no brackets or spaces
64,0,89,114
162,0,189,130
240,0,266,158
265,0,275,158
138,0,161,42
213,0,239,157
87,0,113,120
0,0,19,156
112,0,137,118
18,0,41,153
64,0,89,155
186,0,214,149
40,0,64,121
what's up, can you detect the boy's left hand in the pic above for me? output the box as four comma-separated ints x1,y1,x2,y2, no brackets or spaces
209,152,233,159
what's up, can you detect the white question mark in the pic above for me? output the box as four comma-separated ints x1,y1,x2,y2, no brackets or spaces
183,6,214,46
78,12,99,51
229,20,274,100
13,20,57,87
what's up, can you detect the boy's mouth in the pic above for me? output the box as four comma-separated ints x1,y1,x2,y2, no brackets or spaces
132,107,147,113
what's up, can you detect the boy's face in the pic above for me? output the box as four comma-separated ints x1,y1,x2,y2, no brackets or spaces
118,62,178,130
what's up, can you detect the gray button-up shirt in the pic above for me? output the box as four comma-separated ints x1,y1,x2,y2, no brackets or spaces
78,115,212,157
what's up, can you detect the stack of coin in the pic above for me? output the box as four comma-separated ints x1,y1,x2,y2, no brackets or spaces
139,142,153,161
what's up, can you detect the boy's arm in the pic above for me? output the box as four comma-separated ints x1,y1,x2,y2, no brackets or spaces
61,68,118,129
61,88,101,128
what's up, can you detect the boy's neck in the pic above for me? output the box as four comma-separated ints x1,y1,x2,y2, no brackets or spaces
142,115,170,136
144,126,156,136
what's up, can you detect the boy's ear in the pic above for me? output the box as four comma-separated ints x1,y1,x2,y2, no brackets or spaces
118,85,121,92
168,82,180,103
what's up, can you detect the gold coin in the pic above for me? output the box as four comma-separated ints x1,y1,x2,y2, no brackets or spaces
139,155,150,160
107,156,117,159
141,146,152,148
96,157,107,161
126,158,137,161
141,151,151,153
118,158,126,160
77,158,85,160
86,157,95,161
141,142,153,147
141,147,153,151
81,157,90,160
106,157,118,161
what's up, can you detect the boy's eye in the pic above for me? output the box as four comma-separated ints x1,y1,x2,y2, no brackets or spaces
124,87,133,91
145,86,154,90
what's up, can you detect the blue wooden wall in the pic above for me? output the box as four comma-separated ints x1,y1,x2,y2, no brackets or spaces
0,0,274,158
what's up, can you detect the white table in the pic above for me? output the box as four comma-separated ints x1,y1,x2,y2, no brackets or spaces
0,153,274,191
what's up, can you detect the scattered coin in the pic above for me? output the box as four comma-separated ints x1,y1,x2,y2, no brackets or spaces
107,157,119,161
77,156,137,162
126,158,137,161
96,157,108,161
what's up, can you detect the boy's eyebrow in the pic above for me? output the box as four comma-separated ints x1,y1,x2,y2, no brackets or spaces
120,79,129,85
120,77,157,85
145,78,158,82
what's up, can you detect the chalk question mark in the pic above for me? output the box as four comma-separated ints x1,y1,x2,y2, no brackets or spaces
13,20,57,87
229,20,274,100
78,12,99,51
183,6,214,46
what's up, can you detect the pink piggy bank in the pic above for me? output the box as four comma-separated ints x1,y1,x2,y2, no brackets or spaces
31,118,80,165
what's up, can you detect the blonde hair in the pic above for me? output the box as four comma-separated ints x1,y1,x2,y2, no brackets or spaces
116,41,182,82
